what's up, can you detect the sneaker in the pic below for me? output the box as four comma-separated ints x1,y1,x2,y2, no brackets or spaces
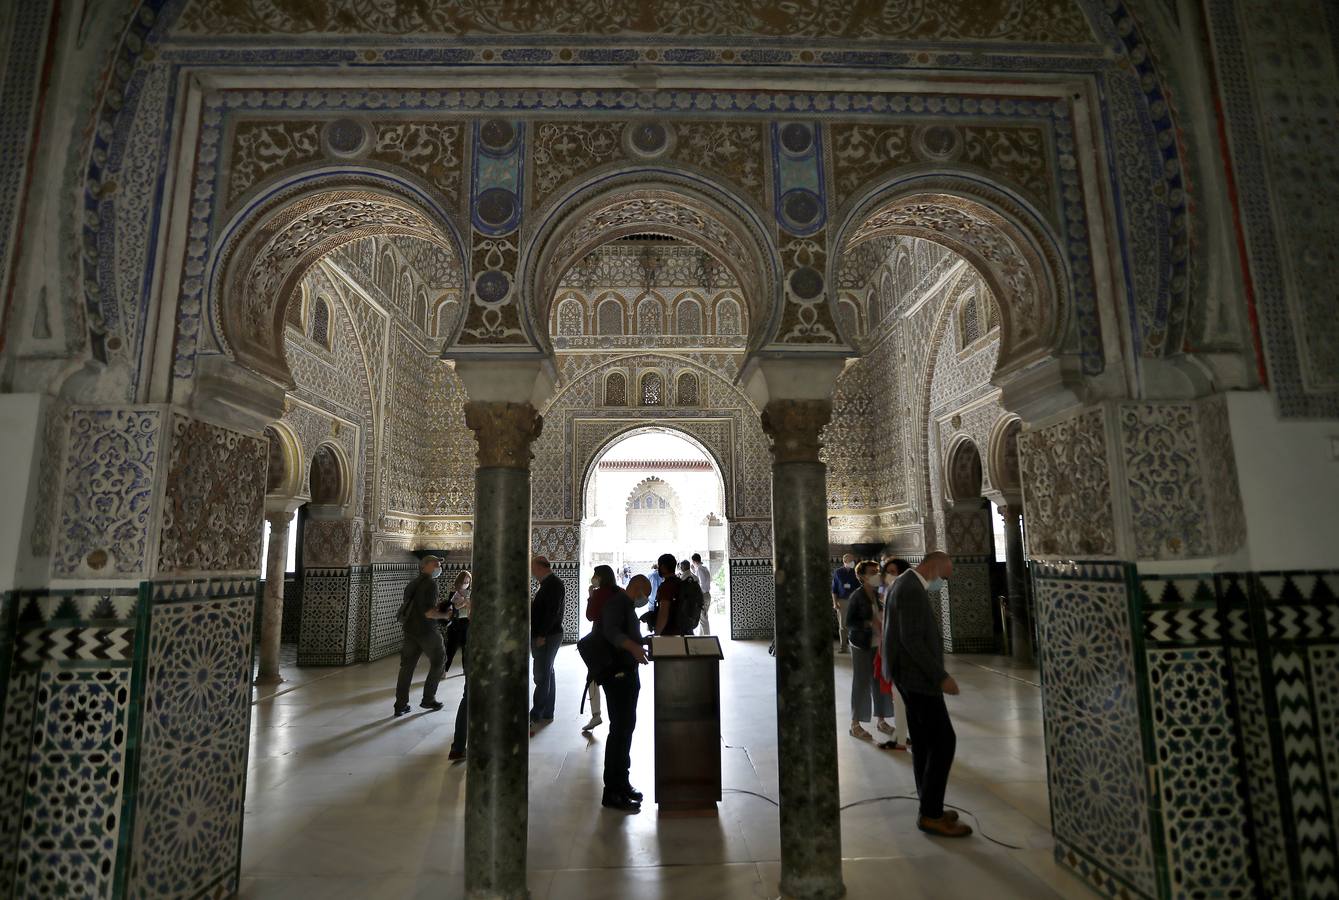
849,723,873,740
876,720,895,735
876,740,907,752
917,814,972,837
393,705,411,717
420,700,444,712
581,715,603,732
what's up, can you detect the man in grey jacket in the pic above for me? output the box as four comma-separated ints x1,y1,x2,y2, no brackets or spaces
882,551,972,837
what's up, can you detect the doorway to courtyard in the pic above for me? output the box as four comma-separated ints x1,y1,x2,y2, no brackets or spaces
580,427,730,631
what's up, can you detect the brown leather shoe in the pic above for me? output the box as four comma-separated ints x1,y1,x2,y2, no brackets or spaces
917,814,972,837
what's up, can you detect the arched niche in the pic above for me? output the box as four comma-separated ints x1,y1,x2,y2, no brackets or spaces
207,173,464,389
945,437,984,505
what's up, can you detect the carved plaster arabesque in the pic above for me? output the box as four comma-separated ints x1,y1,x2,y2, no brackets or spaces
463,402,544,469
761,400,834,465
214,183,461,388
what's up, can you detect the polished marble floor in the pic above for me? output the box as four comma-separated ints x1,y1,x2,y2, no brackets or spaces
241,638,1095,899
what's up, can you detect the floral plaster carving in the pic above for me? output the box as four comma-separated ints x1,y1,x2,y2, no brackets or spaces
54,408,162,577
303,518,355,567
172,0,1094,42
1118,403,1208,559
157,416,267,574
1018,408,1116,557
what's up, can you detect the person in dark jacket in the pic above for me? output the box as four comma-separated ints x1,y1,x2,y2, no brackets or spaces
830,552,858,653
651,553,684,636
881,551,972,838
530,556,566,725
393,555,451,717
599,572,650,811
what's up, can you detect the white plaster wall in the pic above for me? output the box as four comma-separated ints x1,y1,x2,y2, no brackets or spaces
0,394,47,590
1228,391,1339,570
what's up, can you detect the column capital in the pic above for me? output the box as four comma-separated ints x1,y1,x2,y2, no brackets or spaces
464,401,543,469
761,399,832,465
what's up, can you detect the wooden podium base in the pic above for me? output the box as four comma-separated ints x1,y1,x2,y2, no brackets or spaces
656,801,719,818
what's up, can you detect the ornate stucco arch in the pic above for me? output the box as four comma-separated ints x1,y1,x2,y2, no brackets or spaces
206,170,465,388
580,425,730,522
830,174,1073,379
521,170,781,355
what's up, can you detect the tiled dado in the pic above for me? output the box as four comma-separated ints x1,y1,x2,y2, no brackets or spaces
939,557,996,654
729,558,775,640
1034,562,1339,899
297,566,377,666
0,578,255,899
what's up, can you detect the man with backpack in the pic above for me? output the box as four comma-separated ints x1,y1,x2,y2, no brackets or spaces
652,553,703,636
393,555,451,717
578,567,650,811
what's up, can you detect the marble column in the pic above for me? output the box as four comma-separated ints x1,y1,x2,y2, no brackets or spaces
762,399,845,900
999,504,1032,662
257,507,295,684
462,400,543,900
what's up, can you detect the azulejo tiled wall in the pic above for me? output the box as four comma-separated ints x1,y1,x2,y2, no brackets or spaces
298,567,358,666
728,558,775,640
939,559,995,653
0,579,255,899
1036,563,1339,899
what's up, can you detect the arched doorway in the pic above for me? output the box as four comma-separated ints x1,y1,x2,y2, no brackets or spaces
579,427,730,632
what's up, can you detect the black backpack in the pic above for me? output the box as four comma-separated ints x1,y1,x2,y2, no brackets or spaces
675,575,704,635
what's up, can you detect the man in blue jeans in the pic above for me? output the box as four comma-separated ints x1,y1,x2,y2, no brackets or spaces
530,555,565,726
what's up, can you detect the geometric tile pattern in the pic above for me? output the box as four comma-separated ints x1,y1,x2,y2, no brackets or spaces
0,587,143,898
128,578,255,899
939,560,995,653
1034,562,1156,899
728,558,774,640
1143,616,1253,898
297,568,355,666
369,563,416,662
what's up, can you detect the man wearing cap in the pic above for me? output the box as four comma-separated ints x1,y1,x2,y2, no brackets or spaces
393,555,451,717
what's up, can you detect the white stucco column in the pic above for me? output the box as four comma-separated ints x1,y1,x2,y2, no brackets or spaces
257,500,300,684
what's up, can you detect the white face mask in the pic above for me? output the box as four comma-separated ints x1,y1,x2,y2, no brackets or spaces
430,568,442,579
927,576,945,593
864,573,882,587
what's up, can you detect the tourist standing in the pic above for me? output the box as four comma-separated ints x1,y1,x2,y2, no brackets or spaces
882,551,971,837
443,569,472,674
393,555,451,716
600,572,650,811
582,570,618,733
652,553,684,636
830,552,859,654
690,552,713,636
877,557,913,751
530,556,565,725
846,560,895,740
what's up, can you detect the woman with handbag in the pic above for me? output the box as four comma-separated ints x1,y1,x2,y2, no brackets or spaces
847,560,896,740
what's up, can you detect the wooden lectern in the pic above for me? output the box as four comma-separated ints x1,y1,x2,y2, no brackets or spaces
651,635,724,815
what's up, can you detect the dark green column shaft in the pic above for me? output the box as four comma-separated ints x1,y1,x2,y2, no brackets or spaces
1001,504,1033,662
463,403,542,900
763,400,845,900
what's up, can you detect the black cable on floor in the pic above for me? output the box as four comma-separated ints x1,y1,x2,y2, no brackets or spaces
720,789,1024,851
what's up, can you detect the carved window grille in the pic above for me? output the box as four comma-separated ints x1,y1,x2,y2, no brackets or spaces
637,296,663,335
557,297,584,336
641,372,664,406
715,297,741,335
959,293,981,349
378,250,396,297
310,297,331,348
676,371,700,406
604,372,627,406
676,299,702,335
597,298,623,335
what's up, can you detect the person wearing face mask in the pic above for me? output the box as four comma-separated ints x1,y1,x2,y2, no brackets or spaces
845,560,896,740
599,573,651,811
874,558,913,751
882,551,971,837
442,569,472,674
392,555,451,717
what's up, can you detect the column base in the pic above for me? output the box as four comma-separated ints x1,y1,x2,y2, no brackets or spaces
253,672,284,686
